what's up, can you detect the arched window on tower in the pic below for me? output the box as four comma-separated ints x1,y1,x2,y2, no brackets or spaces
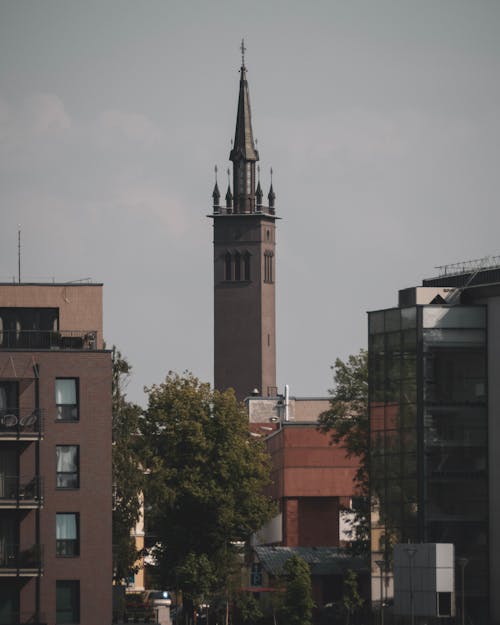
225,252,232,281
243,252,251,281
264,252,274,283
234,252,241,281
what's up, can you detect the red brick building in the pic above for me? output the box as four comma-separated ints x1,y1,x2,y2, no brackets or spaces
0,283,112,625
247,395,360,549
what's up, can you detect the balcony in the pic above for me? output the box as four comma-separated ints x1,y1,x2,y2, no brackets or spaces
0,544,42,576
0,612,46,625
0,476,43,508
0,409,43,440
0,330,98,351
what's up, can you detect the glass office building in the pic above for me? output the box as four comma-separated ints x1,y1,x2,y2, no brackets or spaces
369,304,489,621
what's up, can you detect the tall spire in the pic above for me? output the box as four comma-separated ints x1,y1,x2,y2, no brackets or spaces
230,40,259,163
230,40,259,213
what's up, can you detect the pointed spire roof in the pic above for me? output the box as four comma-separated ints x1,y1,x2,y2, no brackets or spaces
230,42,259,163
225,184,233,208
212,181,220,203
268,183,275,206
256,180,263,204
268,167,275,208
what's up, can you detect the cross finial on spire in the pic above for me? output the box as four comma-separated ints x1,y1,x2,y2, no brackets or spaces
241,39,246,67
214,164,218,182
270,166,273,183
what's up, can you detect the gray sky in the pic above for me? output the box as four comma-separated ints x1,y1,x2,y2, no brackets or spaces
1,1,499,405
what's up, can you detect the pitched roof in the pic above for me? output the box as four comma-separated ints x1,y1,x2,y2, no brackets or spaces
254,546,367,577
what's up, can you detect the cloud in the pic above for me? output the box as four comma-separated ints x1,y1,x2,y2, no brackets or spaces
92,109,161,147
110,186,189,237
23,93,71,135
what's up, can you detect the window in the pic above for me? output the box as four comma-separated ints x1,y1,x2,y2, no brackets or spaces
56,513,79,556
264,252,274,283
234,252,241,281
225,252,232,281
56,580,80,624
56,379,78,420
244,253,251,281
56,446,79,489
250,563,262,586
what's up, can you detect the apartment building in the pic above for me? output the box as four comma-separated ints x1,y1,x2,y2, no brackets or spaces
0,283,112,625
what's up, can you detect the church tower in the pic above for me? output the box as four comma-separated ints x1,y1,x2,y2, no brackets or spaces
210,44,278,401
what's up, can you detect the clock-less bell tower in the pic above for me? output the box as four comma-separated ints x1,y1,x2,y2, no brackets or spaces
210,44,278,401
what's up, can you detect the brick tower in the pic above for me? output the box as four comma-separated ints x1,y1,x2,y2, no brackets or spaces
210,44,278,401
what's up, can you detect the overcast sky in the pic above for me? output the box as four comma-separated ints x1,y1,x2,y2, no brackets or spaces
1,1,499,405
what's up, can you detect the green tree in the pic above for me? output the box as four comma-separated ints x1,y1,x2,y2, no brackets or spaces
318,350,369,555
233,591,263,625
341,569,364,625
112,347,145,583
138,372,275,622
279,555,314,625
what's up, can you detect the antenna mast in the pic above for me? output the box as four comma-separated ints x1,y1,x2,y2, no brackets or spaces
18,225,21,284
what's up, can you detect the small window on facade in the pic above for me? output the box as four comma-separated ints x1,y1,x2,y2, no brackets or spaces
266,229,270,241
234,252,241,281
56,513,79,556
56,379,78,420
244,253,251,281
56,446,80,489
225,253,232,281
251,563,263,587
264,252,274,283
56,580,80,624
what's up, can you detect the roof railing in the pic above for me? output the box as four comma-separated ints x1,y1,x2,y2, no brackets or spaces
435,255,500,278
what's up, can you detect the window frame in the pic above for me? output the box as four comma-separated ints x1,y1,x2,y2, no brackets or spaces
56,445,80,489
56,580,80,624
56,513,80,557
55,378,79,421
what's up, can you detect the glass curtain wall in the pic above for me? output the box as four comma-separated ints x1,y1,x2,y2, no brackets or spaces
422,306,488,616
369,307,418,581
369,305,488,618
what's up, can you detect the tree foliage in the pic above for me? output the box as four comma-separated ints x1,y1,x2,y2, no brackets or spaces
138,372,275,610
112,347,145,582
318,350,369,555
279,555,314,625
233,591,264,625
341,569,364,625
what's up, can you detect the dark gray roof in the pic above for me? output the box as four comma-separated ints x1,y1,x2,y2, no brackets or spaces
229,65,259,163
254,546,367,577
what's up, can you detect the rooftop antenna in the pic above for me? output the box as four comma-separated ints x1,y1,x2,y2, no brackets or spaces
240,38,246,67
17,225,21,284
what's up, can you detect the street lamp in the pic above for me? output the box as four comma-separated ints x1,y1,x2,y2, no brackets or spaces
456,557,468,625
375,560,385,625
405,547,417,625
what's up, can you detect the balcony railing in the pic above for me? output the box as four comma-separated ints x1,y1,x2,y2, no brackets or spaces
0,329,98,350
0,475,43,507
0,409,43,439
0,543,43,574
0,611,46,625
